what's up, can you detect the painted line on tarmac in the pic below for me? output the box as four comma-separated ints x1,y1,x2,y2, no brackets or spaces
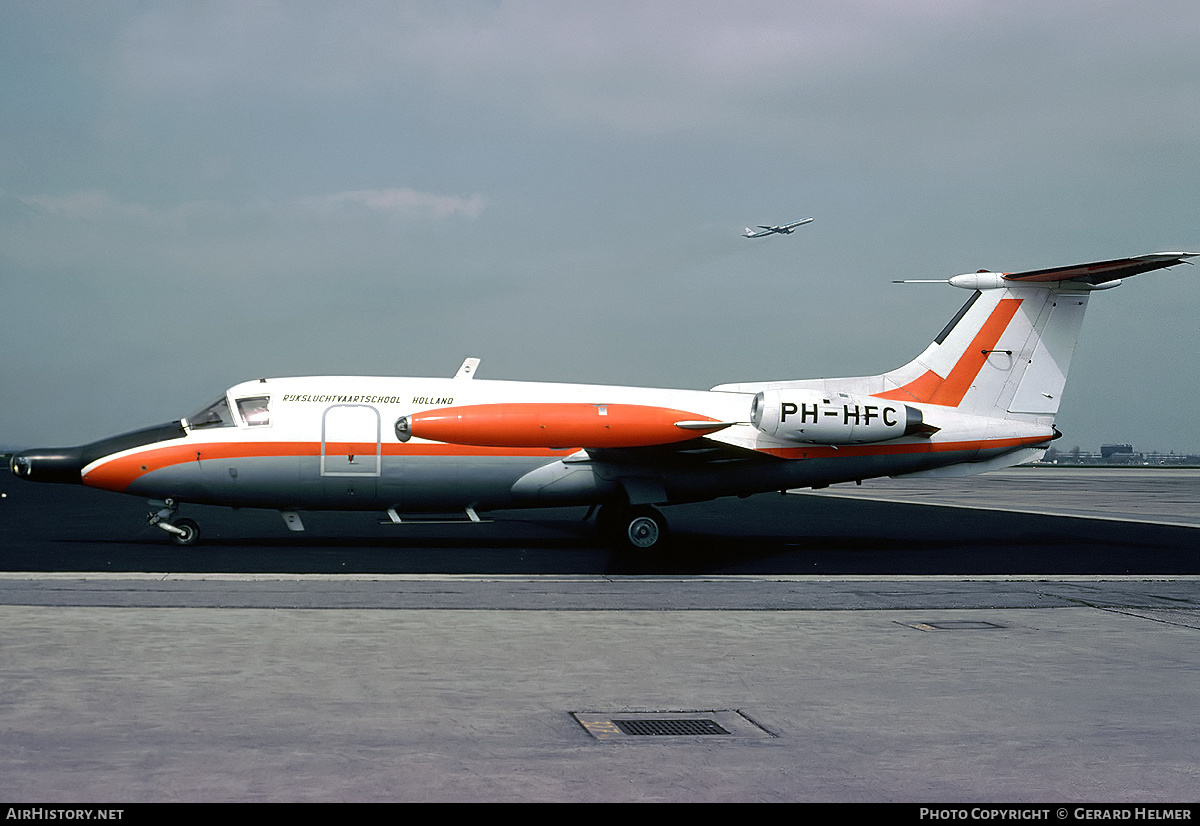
789,490,1200,529
2,572,1199,583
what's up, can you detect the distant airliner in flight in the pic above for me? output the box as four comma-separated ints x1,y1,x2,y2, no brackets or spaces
744,217,813,238
9,251,1195,551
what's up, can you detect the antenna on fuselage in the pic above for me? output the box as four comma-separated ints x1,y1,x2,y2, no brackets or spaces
454,357,481,380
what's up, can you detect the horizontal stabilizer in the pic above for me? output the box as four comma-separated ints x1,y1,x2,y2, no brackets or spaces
1003,252,1197,285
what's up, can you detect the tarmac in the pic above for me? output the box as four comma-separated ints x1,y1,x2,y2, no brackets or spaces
1,468,1198,803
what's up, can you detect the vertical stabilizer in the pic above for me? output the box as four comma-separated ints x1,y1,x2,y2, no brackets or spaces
874,283,1090,417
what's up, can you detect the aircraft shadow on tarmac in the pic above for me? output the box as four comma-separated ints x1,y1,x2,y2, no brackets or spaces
2,480,1196,575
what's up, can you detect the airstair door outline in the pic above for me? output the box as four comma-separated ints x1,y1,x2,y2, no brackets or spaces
321,404,382,477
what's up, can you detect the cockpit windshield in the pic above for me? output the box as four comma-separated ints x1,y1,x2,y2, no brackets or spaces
185,396,234,430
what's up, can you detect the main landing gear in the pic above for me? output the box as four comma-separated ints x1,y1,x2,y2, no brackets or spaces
594,504,670,551
147,500,199,546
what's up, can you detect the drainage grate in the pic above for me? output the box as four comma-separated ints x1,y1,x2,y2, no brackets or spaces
613,718,729,736
572,710,775,741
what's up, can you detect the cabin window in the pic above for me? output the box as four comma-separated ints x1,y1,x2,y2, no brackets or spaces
236,396,271,427
186,396,234,430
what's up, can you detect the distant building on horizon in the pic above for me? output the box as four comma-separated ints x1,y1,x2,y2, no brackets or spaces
1041,443,1200,466
1100,444,1137,463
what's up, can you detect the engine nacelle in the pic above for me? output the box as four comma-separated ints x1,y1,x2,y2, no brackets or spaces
751,389,927,444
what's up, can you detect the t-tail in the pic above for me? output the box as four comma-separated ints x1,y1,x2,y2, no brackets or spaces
715,252,1196,470
879,252,1195,419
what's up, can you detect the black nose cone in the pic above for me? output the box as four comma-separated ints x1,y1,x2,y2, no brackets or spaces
10,447,86,484
9,421,187,485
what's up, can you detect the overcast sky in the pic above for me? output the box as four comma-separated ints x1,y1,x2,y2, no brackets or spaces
2,0,1198,453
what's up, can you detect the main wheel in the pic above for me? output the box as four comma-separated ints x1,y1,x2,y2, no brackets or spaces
171,517,200,546
597,505,669,550
625,509,665,549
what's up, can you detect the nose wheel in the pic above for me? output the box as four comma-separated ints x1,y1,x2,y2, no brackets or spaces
147,500,201,546
169,518,200,546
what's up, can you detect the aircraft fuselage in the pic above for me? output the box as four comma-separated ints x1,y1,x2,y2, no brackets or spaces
13,374,1053,516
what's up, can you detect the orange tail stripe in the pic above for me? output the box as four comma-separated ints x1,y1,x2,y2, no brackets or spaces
875,298,1022,407
874,369,944,404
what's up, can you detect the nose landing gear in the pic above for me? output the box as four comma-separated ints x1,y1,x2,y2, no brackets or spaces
147,500,200,546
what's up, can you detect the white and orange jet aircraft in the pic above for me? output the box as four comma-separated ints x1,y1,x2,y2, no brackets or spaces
10,252,1194,549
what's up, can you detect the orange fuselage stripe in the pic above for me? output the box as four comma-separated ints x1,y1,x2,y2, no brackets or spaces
81,441,578,491
81,434,1047,492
